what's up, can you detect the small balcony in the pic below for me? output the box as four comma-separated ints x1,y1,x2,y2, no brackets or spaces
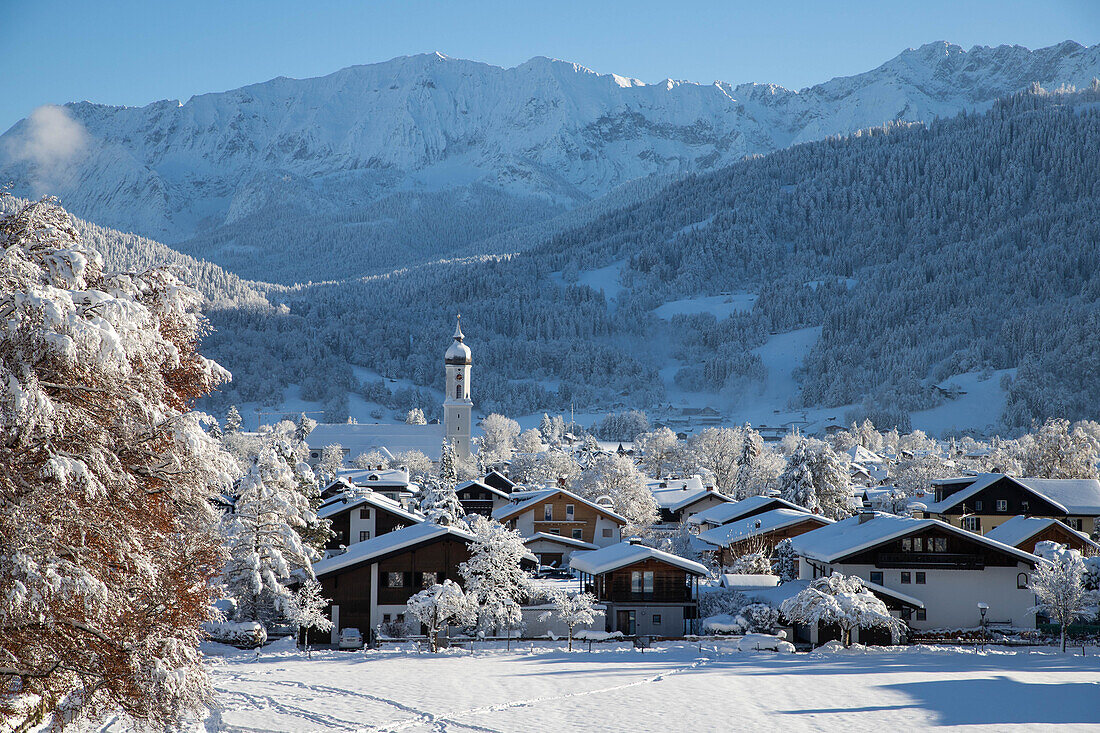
876,552,984,569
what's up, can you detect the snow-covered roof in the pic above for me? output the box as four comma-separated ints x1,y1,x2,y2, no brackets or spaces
313,522,475,576
307,422,446,460
695,508,831,548
570,541,708,576
492,487,628,525
926,473,1100,515
317,489,424,524
687,495,808,526
862,579,925,609
455,479,510,499
718,574,779,589
788,512,1041,566
985,515,1100,550
337,466,413,488
847,445,884,465
523,532,599,550
647,475,717,509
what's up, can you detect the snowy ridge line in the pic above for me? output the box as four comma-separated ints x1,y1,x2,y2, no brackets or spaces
261,252,519,294
362,654,713,733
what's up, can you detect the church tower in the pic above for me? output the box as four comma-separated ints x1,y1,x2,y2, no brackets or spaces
443,314,473,460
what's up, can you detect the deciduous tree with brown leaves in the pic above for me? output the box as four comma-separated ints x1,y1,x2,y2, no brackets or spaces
0,197,238,730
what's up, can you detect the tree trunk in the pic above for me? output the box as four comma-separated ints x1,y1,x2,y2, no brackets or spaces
568,627,573,651
1062,624,1067,653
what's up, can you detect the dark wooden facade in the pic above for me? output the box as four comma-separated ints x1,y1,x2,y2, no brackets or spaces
934,476,1066,519
714,517,831,565
455,481,499,517
836,526,1022,570
1010,522,1095,554
324,502,411,552
589,559,695,604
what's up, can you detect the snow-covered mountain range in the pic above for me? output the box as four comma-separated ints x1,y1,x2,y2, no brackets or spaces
3,40,1099,244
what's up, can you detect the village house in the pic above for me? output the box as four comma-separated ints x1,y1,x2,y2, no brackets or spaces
317,489,424,556
695,508,834,565
311,523,475,644
454,477,512,517
788,509,1042,634
926,473,1100,536
570,540,708,637
492,487,627,547
320,468,418,507
687,494,810,530
985,515,1100,555
646,475,735,525
523,532,599,568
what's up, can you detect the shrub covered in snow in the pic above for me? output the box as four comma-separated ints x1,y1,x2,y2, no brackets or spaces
205,621,268,648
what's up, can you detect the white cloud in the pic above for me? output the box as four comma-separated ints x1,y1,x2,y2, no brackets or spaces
5,105,90,195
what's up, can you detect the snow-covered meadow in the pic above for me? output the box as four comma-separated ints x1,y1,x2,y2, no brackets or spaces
167,639,1100,732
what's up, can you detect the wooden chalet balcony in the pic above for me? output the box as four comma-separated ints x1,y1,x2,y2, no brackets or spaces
875,552,984,569
601,589,695,603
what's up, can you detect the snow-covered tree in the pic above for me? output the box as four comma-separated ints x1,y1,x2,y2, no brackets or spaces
419,477,465,526
1023,418,1100,480
393,449,432,479
294,412,317,442
808,440,852,519
773,539,798,583
438,438,458,488
781,574,907,646
780,440,818,512
510,449,581,487
479,413,521,465
538,413,557,444
1029,542,1095,652
353,449,390,469
459,515,531,639
729,550,772,575
688,427,743,494
636,426,683,478
405,407,427,425
540,591,598,651
892,452,953,495
732,425,764,498
405,579,476,652
223,443,319,625
225,404,243,434
573,453,659,528
317,443,345,484
516,428,544,454
0,197,238,729
288,580,333,658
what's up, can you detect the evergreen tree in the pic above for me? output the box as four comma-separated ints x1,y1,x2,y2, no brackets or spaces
225,405,243,434
779,439,818,512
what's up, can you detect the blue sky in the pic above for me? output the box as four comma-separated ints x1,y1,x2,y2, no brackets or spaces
3,0,1099,132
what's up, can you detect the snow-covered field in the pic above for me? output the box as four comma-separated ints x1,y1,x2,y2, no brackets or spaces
162,638,1100,732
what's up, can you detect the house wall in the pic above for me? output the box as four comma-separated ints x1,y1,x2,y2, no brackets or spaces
522,604,606,638
507,498,623,546
325,504,411,551
676,495,731,523
594,559,695,604
524,538,585,565
933,477,1098,536
1016,524,1095,554
603,602,691,637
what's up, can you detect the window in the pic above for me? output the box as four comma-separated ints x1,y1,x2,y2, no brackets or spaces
901,572,911,584
1067,518,1083,531
900,607,912,621
359,508,371,519
652,614,662,625
572,528,583,539
916,609,926,621
1018,572,1029,589
396,614,404,624
387,572,404,588
962,516,981,532
566,504,575,520
602,528,613,538
912,537,923,552
996,499,1008,512
544,505,553,521
455,384,462,399
870,571,883,585
359,531,370,542
932,537,947,552
420,572,437,587
974,500,983,511
901,538,910,552
383,614,391,623
549,527,561,535
631,571,642,593
915,572,926,584
643,571,654,595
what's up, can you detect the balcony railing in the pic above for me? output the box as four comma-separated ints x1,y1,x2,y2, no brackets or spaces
876,552,984,569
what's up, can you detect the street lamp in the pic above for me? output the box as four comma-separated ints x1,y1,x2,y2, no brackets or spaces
977,602,989,651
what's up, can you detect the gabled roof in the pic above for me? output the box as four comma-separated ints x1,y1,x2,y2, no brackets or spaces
317,489,424,524
313,522,475,577
862,579,925,609
718,574,779,589
570,542,708,576
926,473,1100,515
482,470,518,493
668,488,735,513
336,466,412,488
695,508,832,548
455,479,509,499
688,495,809,526
492,487,628,525
788,512,1041,566
523,532,599,550
985,515,1100,550
647,475,713,509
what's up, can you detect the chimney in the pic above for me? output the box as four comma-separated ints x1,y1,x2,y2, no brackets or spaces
858,500,875,524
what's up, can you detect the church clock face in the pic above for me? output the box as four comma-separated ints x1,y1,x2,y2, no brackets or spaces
456,373,463,381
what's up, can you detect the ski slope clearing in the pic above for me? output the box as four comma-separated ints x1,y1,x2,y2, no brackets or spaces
910,368,1016,436
653,293,758,320
150,638,1100,732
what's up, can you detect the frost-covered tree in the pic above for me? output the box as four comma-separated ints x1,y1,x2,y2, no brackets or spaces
393,449,432,479
1023,418,1100,480
636,426,683,478
223,443,319,625
288,580,333,658
405,580,476,652
317,443,345,484
538,413,556,444
419,477,465,526
0,197,238,729
459,516,531,639
573,453,659,528
729,550,772,575
1030,542,1095,652
353,449,390,469
479,413,521,465
773,539,798,583
780,438,851,519
510,449,581,487
438,438,459,488
688,427,743,495
225,404,243,434
892,452,954,495
294,412,317,442
780,440,818,512
540,591,598,651
516,428,544,454
780,574,907,647
405,407,427,425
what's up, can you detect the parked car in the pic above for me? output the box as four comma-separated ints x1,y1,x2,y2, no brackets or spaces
338,628,363,649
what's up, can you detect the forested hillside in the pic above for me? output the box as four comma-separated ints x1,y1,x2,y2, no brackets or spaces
209,85,1100,431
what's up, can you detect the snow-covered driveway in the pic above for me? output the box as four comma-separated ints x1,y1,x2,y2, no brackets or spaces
195,639,1100,732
